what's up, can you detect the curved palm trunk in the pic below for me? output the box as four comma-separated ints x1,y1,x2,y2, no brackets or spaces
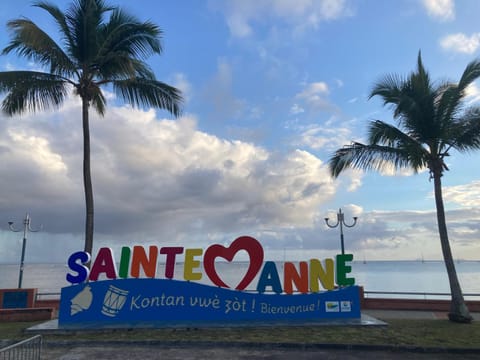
433,173,472,323
82,98,94,262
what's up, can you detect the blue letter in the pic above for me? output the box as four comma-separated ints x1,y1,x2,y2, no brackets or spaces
256,261,283,294
66,251,91,284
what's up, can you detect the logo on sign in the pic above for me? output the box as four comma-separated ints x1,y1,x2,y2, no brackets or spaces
341,301,352,312
325,301,340,312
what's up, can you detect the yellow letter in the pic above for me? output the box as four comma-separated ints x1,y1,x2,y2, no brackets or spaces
184,248,203,281
309,258,335,291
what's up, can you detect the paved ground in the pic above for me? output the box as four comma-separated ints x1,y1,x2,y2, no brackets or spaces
40,344,480,360
364,309,480,321
22,310,480,359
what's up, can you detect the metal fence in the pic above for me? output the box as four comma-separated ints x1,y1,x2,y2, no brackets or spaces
0,335,42,360
364,290,480,300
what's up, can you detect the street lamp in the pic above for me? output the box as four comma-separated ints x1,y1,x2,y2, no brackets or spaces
8,213,42,288
324,208,358,255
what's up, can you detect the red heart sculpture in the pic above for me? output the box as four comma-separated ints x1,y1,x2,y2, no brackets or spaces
203,236,264,290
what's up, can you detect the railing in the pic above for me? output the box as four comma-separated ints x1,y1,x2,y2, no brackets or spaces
35,292,60,301
364,290,480,300
38,290,480,300
0,335,42,360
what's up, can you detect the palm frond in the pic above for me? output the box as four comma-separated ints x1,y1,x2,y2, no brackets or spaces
328,142,415,178
435,81,459,125
458,58,480,92
369,73,404,105
0,71,68,115
3,19,75,77
435,59,480,133
66,0,111,63
370,53,440,144
113,78,183,117
368,119,421,148
447,108,480,152
414,51,430,87
89,86,106,116
99,8,162,60
403,55,437,140
33,1,74,53
95,54,156,80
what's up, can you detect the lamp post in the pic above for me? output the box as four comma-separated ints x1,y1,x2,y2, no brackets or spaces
8,213,42,288
324,208,358,255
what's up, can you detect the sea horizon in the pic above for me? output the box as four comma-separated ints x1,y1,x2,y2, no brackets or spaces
1,260,479,300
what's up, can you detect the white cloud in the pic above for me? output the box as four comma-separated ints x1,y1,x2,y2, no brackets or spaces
202,58,246,121
297,82,329,97
4,62,17,71
290,121,364,193
422,0,455,21
171,73,192,103
346,171,363,192
378,162,416,177
295,82,337,112
7,131,67,174
0,95,338,261
290,103,305,115
209,0,352,38
440,33,480,54
465,83,480,105
297,125,350,151
442,180,480,207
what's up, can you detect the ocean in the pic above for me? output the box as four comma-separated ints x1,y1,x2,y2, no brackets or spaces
0,261,479,300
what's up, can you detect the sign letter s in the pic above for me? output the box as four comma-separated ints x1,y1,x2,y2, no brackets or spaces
66,251,91,284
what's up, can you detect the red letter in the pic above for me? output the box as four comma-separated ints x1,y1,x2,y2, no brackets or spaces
204,236,264,290
89,248,117,281
160,247,184,279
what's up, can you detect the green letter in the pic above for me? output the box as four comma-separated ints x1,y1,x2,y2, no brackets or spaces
336,254,355,286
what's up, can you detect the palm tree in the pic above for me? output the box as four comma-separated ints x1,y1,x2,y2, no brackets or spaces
329,52,480,323
0,0,183,259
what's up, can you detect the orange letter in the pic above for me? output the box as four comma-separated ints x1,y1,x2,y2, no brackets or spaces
130,245,158,278
283,261,308,294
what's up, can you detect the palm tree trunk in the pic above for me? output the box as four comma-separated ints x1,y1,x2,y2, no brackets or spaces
82,98,94,262
433,172,472,323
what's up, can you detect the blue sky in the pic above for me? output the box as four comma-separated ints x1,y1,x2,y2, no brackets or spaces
0,0,479,264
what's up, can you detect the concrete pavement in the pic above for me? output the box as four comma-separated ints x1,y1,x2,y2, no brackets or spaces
30,310,480,359
40,343,480,360
363,309,480,320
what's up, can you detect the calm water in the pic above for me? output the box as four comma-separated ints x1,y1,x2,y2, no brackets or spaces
0,261,479,299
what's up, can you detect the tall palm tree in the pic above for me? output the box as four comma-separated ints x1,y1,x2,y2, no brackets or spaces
0,0,182,259
329,52,480,323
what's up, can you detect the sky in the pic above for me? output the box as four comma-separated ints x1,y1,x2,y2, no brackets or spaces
0,0,479,264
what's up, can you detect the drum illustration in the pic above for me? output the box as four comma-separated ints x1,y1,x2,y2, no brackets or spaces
102,285,129,317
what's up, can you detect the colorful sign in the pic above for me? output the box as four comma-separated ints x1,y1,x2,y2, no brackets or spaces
59,236,361,328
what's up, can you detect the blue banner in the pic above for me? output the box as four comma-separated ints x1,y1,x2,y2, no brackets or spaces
59,279,360,329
